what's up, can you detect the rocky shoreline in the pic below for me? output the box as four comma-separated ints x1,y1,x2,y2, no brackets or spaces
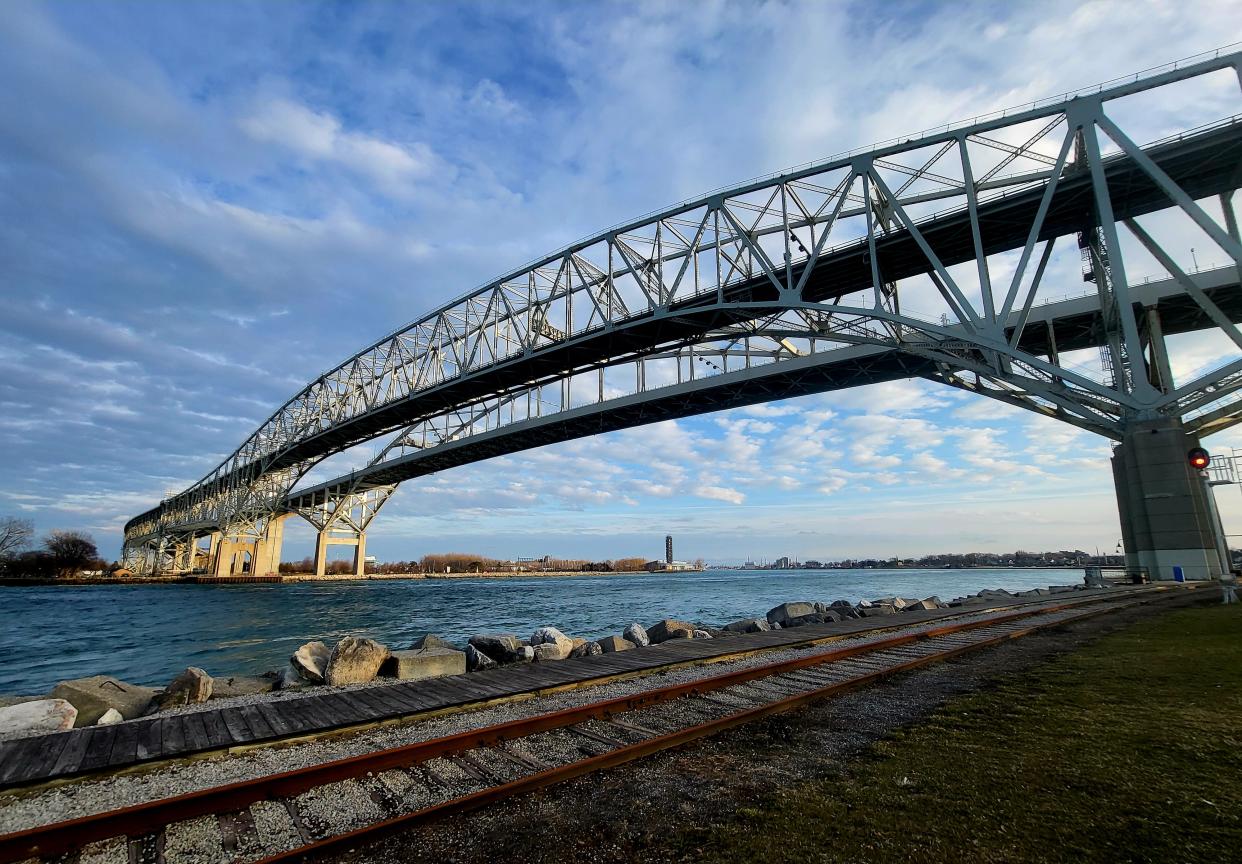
0,580,1099,742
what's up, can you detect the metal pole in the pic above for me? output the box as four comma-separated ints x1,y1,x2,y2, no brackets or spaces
1201,473,1231,578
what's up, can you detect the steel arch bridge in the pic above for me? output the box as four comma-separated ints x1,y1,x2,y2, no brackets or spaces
123,50,1242,578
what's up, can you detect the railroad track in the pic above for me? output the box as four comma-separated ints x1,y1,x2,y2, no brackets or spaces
0,586,1197,864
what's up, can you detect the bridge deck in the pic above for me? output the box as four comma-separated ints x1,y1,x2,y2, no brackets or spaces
0,585,1181,789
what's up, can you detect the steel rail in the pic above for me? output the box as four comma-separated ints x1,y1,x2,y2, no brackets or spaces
0,586,1189,863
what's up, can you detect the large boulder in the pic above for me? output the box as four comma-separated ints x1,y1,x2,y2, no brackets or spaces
0,699,77,741
786,611,842,627
598,635,636,652
647,619,695,644
50,675,156,726
410,634,459,651
903,597,941,612
381,648,466,681
466,644,498,672
212,675,276,699
325,636,391,686
155,667,213,709
766,602,816,627
860,604,896,617
723,617,771,634
275,664,306,690
530,627,574,661
830,599,854,609
570,640,604,658
468,634,527,664
623,623,650,647
291,641,330,683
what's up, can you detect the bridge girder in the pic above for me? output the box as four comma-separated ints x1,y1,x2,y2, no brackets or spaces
124,50,1242,567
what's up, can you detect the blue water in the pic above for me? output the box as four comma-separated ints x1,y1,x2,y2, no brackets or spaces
0,568,1082,694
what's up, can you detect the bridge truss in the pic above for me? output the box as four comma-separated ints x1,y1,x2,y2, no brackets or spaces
124,49,1242,574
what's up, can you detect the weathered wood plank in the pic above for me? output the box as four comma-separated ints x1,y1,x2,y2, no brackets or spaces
157,715,187,757
134,716,163,761
76,725,120,773
47,727,96,778
253,701,295,738
106,718,141,766
368,686,432,715
220,709,251,744
237,705,275,740
179,712,211,753
318,692,372,726
198,710,234,748
0,734,60,785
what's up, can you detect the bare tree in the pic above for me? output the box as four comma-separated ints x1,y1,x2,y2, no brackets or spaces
0,516,34,560
612,557,649,572
44,530,99,577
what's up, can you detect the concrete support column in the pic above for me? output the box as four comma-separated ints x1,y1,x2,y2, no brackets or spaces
1112,417,1226,581
314,530,329,578
313,529,366,577
252,514,287,577
212,536,238,576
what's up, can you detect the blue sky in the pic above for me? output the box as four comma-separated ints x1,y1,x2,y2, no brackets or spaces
3,0,1242,565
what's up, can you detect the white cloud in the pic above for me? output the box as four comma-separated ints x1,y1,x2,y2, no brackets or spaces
239,98,442,193
698,485,745,505
467,79,526,121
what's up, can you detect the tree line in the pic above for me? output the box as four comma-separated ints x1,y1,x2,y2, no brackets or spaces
0,516,105,578
277,552,653,575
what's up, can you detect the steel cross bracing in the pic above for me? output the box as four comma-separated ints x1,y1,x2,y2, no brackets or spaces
124,49,1242,565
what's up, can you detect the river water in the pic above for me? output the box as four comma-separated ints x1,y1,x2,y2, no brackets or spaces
0,567,1083,695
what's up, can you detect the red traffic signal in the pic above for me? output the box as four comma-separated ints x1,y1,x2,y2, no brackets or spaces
1188,447,1211,470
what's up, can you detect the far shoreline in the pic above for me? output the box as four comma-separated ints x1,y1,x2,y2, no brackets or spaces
0,569,662,587
0,564,1087,588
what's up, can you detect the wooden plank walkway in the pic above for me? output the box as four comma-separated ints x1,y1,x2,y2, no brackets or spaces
0,586,1162,789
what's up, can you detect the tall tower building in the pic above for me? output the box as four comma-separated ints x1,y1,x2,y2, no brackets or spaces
665,535,673,565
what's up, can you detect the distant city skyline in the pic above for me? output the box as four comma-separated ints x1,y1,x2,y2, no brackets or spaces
3,1,1242,562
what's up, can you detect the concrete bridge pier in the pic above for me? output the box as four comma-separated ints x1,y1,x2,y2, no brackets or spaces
313,529,367,578
209,514,288,577
1112,417,1228,581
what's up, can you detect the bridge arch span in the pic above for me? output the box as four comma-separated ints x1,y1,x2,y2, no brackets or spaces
123,51,1242,580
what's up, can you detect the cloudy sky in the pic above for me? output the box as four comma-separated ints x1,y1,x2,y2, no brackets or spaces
2,0,1242,565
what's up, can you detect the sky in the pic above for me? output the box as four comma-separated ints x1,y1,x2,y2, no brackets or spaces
3,0,1242,566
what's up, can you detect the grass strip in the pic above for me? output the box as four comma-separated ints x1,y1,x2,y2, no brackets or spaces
674,604,1242,863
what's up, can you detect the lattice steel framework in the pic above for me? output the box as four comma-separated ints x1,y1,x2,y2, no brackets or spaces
124,49,1242,570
